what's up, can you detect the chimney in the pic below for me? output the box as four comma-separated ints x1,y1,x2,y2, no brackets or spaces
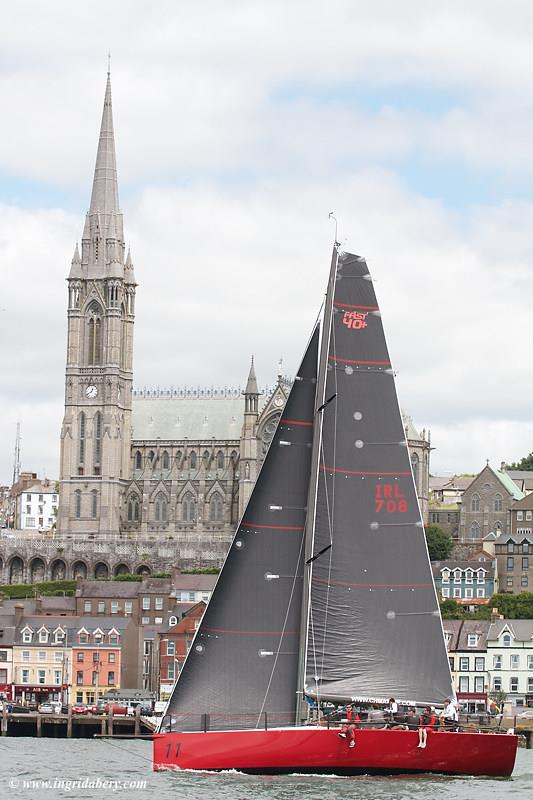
500,461,506,472
491,607,499,621
14,602,24,627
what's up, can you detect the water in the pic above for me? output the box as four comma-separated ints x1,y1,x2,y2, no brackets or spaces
0,739,531,800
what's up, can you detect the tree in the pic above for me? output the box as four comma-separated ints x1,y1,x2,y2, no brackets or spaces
507,453,533,470
425,524,453,561
439,599,465,619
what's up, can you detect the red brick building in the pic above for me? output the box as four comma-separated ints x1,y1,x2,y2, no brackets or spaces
158,602,205,699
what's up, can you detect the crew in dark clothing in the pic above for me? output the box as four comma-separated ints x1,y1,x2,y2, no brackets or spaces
407,707,420,730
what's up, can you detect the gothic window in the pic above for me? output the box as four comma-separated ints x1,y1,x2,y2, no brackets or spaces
182,492,196,522
79,412,86,464
148,450,156,466
471,521,481,539
209,493,224,523
175,450,182,468
120,309,127,369
162,451,170,470
203,450,211,467
189,452,197,470
154,493,167,522
127,494,140,522
494,494,503,512
75,490,82,519
411,453,419,490
216,451,224,470
471,494,481,512
135,451,142,470
91,490,98,519
94,412,102,469
230,450,238,463
87,303,102,365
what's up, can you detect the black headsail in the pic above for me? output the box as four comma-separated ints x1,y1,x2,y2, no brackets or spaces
304,249,454,707
161,327,319,731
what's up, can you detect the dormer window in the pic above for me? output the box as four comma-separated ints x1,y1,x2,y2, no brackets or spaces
78,631,88,643
38,628,49,644
467,633,479,647
507,541,515,553
453,570,462,584
441,570,450,584
22,628,33,643
54,629,65,644
465,570,473,584
503,633,511,647
169,615,178,627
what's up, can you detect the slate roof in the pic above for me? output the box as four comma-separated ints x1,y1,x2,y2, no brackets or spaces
76,581,142,599
132,396,246,441
488,619,533,641
432,560,494,578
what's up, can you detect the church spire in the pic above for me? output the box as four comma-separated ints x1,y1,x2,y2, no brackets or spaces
89,70,120,217
244,356,259,414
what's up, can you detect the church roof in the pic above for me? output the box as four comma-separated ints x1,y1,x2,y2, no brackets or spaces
132,394,247,442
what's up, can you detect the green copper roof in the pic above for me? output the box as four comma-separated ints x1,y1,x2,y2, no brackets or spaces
493,467,525,501
132,395,246,441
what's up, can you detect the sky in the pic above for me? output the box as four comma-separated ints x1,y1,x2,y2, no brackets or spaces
2,0,533,483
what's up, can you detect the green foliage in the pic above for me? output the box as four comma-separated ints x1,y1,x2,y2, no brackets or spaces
439,599,466,619
507,453,533,470
151,572,171,578
488,689,507,709
425,524,453,561
439,592,533,620
0,580,76,599
180,568,220,574
113,574,143,581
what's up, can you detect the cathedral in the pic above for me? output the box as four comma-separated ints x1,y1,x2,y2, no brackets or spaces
56,73,431,543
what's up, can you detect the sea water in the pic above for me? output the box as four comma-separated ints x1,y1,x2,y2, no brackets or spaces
0,738,531,800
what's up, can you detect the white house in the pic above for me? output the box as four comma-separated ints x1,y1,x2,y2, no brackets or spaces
487,619,533,709
17,481,58,531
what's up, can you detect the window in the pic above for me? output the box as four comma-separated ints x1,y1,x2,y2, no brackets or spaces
528,656,533,670
111,600,119,614
510,677,519,692
522,575,529,587
87,306,102,365
523,542,530,554
38,670,46,685
494,494,503,512
169,616,177,627
507,541,515,553
108,671,115,686
26,516,36,527
477,571,485,584
38,651,46,662
517,511,524,521
155,597,163,610
94,633,103,644
217,451,224,470
0,651,6,662
471,494,480,512
38,630,48,643
135,451,142,470
526,511,533,521
77,652,84,662
474,676,485,693
54,670,61,685
109,634,118,645
209,493,224,523
141,616,150,625
441,570,450,584
494,655,502,669
21,669,29,683
453,588,461,598
84,601,92,613
523,557,529,570
124,602,133,616
503,633,511,647
464,588,473,598
142,597,150,610
93,652,100,663
54,630,65,645
202,593,210,602
79,412,86,465
477,588,485,598
474,657,485,671
182,492,196,522
94,412,102,468
528,677,533,693
155,617,163,625
167,641,175,656
167,662,175,681
22,651,30,662
109,653,116,663
510,655,520,669
154,493,167,522
22,630,32,643
467,634,479,647
92,671,98,686
507,557,514,571
448,656,454,671
506,577,514,588
189,452,197,470
459,657,469,671
465,570,473,584
127,494,140,522
162,451,170,470
493,676,502,691
26,494,31,502
453,571,462,584
91,490,98,519
98,602,105,614
75,490,82,519
459,676,469,692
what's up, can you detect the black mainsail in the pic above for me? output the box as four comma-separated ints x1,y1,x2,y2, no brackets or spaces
304,249,453,706
162,327,320,731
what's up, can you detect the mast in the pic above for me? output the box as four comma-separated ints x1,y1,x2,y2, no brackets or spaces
295,245,338,722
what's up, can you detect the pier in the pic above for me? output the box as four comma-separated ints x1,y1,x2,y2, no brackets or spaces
0,705,156,738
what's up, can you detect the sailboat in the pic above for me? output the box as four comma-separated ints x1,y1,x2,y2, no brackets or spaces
153,246,518,777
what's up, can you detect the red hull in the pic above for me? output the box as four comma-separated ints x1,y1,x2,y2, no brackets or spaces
153,727,518,777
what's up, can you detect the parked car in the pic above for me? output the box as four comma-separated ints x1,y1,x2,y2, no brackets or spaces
517,710,533,718
71,703,89,715
104,702,128,716
38,703,55,714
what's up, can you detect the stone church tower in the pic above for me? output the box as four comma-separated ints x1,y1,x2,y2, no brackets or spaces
57,72,136,537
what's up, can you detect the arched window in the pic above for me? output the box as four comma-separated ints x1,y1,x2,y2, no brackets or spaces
209,493,224,522
91,490,98,519
203,450,211,467
135,451,142,470
216,451,225,470
471,493,480,512
411,453,419,489
87,302,102,365
162,451,170,470
176,451,182,467
79,412,86,465
471,521,480,539
148,450,155,464
189,451,197,470
75,490,82,519
182,492,196,522
127,494,140,522
494,493,503,512
154,493,167,522
94,412,102,470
